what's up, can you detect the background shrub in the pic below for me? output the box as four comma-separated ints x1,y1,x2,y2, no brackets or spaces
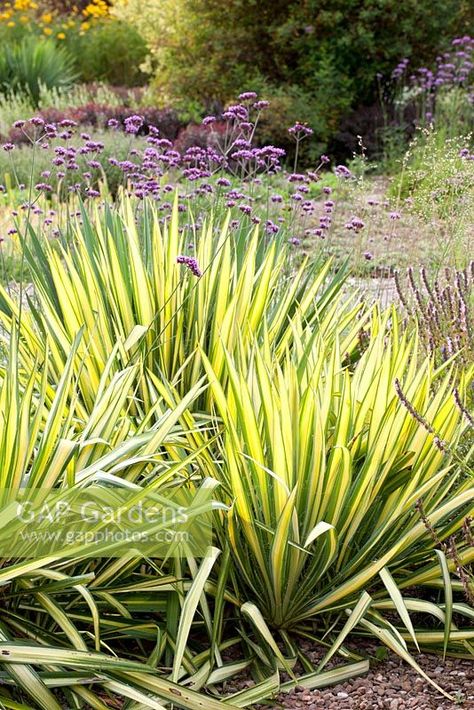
0,1,148,89
64,19,148,86
113,0,474,155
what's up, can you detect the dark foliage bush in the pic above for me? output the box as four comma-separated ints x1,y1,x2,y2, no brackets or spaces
4,105,184,143
173,121,228,153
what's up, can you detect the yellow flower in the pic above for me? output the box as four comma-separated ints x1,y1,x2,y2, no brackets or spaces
19,14,29,23
43,26,52,35
7,20,15,27
57,32,66,40
81,21,90,31
83,0,109,19
41,13,52,24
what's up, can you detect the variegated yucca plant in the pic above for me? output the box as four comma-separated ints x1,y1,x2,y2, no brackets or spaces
203,308,474,698
0,192,473,706
0,196,363,417
0,334,244,710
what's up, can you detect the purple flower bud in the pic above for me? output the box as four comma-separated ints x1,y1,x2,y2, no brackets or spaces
239,91,258,101
176,254,202,277
288,122,313,137
335,165,352,179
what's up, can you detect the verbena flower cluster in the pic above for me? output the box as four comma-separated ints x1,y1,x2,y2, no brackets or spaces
0,94,349,239
0,91,419,275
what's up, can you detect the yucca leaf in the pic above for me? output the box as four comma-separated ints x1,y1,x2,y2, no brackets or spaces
435,549,453,660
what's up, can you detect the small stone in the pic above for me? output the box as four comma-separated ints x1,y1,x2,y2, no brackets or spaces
337,692,349,698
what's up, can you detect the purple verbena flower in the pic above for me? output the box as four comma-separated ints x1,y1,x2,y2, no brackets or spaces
239,91,258,101
288,122,313,137
176,254,202,277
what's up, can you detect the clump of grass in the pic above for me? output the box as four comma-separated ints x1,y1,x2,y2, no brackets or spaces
388,129,474,268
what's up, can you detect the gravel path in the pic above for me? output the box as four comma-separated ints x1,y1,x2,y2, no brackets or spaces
256,646,474,710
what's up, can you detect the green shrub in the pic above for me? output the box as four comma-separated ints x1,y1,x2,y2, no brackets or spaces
64,19,149,86
0,200,353,412
205,311,473,632
0,333,219,710
113,0,473,150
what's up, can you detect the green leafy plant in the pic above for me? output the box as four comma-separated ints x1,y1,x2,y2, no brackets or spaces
1,186,473,705
64,19,149,86
0,38,77,105
0,330,235,709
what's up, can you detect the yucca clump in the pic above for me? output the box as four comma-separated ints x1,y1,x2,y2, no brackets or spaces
0,132,472,705
204,307,473,630
0,197,360,416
